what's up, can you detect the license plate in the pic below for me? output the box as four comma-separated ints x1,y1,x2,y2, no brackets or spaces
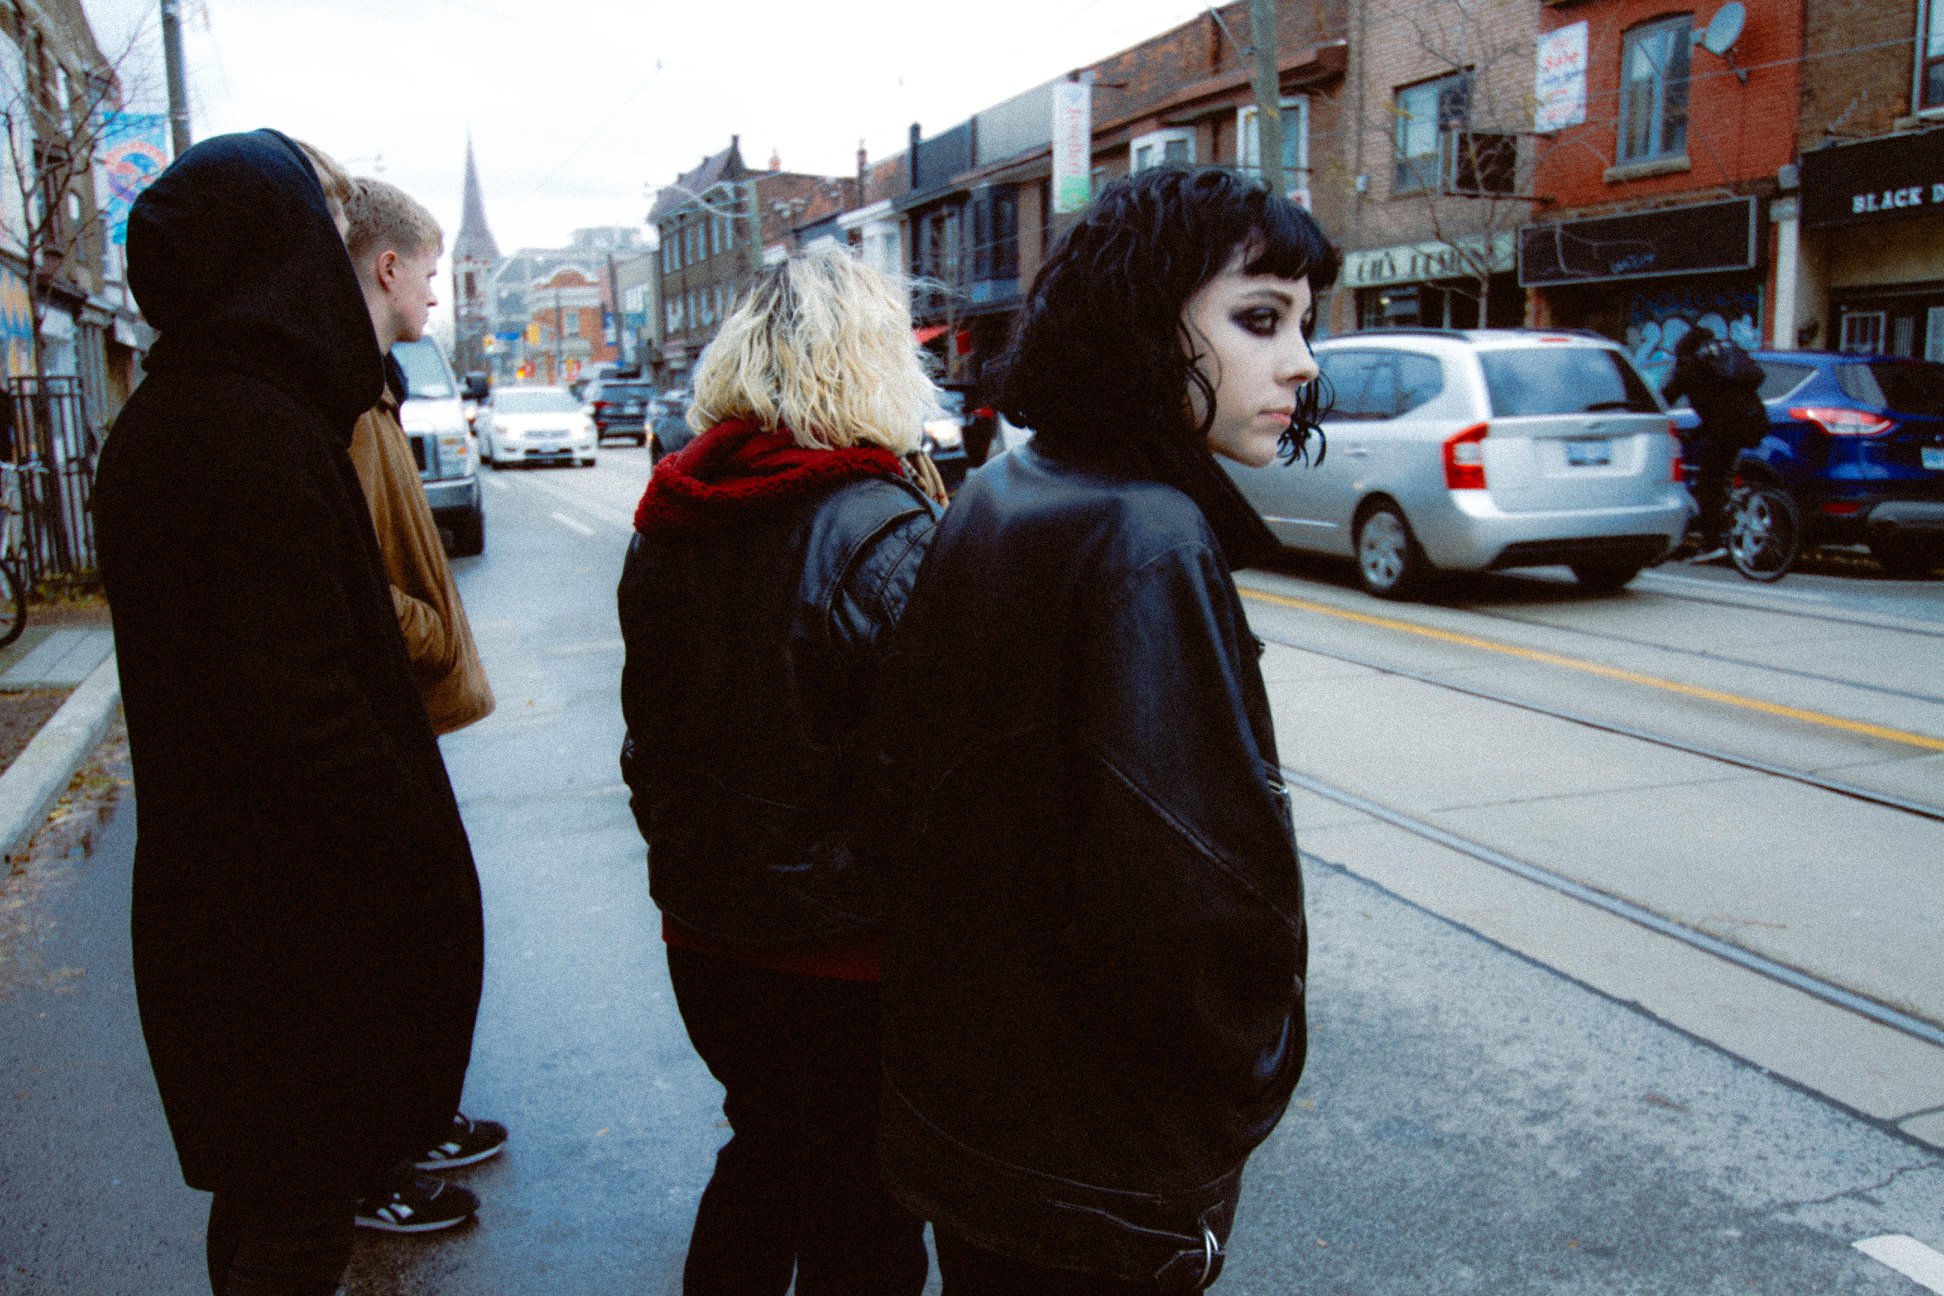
1565,439,1611,467
1923,446,1944,470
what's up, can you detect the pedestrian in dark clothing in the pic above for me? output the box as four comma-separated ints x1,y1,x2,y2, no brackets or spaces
870,165,1336,1292
617,245,940,1296
1661,324,1769,558
95,130,484,1294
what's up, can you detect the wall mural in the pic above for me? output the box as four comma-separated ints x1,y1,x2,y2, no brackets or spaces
1624,283,1762,390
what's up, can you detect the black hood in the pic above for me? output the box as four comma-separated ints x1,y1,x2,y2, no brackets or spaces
129,129,381,437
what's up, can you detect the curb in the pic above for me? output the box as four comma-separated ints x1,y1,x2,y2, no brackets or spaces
0,650,120,863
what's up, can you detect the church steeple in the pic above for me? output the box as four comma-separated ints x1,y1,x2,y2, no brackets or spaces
452,135,501,378
454,134,500,265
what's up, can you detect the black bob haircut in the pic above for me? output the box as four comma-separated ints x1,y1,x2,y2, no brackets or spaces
988,165,1340,463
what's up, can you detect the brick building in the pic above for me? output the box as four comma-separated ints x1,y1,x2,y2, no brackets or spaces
522,264,615,386
649,137,854,387
1791,0,1944,360
1332,0,1536,334
892,0,1350,390
1520,0,1806,386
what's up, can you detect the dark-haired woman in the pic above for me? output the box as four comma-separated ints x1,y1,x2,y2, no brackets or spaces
872,166,1337,1293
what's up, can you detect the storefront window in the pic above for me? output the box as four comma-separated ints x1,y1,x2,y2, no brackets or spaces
1840,312,1886,355
1618,15,1691,163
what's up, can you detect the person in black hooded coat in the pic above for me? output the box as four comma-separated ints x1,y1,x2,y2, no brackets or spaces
95,130,483,1292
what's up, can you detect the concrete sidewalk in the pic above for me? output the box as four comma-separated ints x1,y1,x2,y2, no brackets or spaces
0,640,120,863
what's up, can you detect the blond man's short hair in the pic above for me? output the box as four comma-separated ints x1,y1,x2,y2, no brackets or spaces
688,244,939,454
291,138,352,224
345,177,444,265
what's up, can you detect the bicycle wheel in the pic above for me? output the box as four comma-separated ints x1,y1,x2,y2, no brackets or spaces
0,560,22,648
1726,485,1801,583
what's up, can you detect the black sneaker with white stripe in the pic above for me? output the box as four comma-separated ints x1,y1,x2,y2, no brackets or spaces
355,1173,478,1234
412,1112,508,1172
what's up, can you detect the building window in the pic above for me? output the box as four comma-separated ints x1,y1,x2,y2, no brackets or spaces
1238,97,1312,198
1131,128,1195,171
565,309,581,338
1618,15,1691,164
1394,71,1471,193
1922,0,1944,110
970,187,1018,283
1840,311,1886,355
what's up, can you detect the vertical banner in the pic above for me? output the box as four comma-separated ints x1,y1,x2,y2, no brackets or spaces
1535,21,1588,133
99,112,171,245
1051,78,1093,215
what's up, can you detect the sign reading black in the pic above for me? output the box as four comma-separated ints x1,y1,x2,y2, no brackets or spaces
1518,197,1757,287
1801,129,1944,229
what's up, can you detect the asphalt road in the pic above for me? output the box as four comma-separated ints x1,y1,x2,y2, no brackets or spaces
1,443,1939,1294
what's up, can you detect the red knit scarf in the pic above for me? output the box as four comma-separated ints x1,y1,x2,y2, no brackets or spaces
633,417,908,534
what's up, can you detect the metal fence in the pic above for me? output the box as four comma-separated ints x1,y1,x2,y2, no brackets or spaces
6,375,100,586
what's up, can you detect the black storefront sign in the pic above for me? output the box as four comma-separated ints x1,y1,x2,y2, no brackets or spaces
1518,197,1757,287
1800,128,1944,230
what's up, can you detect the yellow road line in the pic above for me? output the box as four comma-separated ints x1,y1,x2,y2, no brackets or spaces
1238,584,1944,754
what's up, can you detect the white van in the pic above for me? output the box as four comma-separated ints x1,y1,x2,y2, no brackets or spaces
392,338,485,556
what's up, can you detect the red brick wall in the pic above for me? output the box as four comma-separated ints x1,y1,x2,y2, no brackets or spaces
1800,0,1924,148
1533,0,1805,213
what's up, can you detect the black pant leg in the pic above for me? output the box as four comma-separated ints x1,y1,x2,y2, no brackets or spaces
667,946,926,1296
206,1191,356,1296
1694,434,1742,547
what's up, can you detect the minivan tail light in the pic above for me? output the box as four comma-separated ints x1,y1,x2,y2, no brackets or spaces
1443,422,1489,490
1668,421,1684,482
1789,406,1894,437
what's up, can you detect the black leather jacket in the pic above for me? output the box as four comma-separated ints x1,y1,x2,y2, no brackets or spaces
873,442,1307,1289
618,475,937,947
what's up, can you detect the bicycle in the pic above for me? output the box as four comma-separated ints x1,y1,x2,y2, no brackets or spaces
0,459,34,647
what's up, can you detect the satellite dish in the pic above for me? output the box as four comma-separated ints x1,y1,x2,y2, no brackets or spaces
1700,2,1746,56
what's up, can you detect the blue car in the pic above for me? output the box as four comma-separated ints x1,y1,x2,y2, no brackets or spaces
1669,350,1944,576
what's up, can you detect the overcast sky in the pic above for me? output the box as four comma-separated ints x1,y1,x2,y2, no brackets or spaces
87,0,1218,260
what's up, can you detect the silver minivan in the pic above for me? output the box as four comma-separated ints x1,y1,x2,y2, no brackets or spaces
1225,329,1691,597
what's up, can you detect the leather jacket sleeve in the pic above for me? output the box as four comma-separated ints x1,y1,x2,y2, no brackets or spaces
1077,539,1306,1100
830,507,935,676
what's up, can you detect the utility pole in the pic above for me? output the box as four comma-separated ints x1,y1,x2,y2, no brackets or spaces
1249,0,1285,197
159,0,192,157
742,178,764,276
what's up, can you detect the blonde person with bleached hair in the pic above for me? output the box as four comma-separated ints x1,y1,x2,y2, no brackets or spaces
617,244,942,1295
340,175,503,1236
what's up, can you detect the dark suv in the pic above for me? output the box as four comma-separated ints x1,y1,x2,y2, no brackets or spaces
1669,351,1944,575
583,376,656,445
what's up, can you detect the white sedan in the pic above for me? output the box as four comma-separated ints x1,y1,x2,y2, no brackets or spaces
476,386,598,468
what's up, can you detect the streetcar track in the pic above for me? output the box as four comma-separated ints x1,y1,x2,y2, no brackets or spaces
1252,627,1944,825
1434,605,1944,709
1282,764,1944,1049
1608,571,1944,640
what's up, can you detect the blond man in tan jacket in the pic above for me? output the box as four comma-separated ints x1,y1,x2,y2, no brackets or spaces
342,177,503,1234
346,178,494,737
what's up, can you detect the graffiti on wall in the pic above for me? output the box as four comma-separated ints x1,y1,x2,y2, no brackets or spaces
1624,283,1762,390
0,264,30,377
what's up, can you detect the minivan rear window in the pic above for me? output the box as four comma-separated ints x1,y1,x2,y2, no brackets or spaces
1835,361,1944,414
597,383,654,401
1480,347,1658,417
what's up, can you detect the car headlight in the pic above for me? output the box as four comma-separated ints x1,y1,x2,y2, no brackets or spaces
924,417,963,451
437,432,474,475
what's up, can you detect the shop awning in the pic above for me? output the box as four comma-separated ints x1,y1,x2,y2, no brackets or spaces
913,324,950,345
